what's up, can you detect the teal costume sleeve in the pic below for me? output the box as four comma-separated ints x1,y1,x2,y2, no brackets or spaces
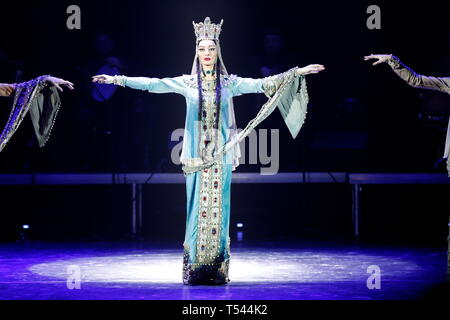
231,68,309,139
231,77,264,96
387,56,450,93
124,76,187,95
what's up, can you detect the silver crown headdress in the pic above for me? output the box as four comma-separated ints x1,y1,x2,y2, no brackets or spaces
190,16,228,75
192,17,224,42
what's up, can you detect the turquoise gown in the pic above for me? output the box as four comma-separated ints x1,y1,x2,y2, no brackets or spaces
121,69,308,284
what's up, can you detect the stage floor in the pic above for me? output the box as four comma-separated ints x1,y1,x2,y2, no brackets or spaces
0,240,447,300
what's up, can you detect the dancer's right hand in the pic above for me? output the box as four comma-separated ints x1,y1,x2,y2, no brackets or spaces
0,83,16,97
92,74,114,84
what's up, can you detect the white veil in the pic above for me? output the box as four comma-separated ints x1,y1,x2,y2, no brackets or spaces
188,35,242,171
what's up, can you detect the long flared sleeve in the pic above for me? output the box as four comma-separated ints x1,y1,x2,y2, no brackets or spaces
387,55,450,176
232,67,309,139
0,76,61,152
387,56,450,93
119,76,187,95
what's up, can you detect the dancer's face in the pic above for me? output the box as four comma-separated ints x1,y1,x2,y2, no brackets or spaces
197,39,217,68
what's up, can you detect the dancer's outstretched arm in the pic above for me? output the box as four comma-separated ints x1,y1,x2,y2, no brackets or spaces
0,76,73,97
232,64,325,97
92,74,186,95
229,64,324,144
366,54,450,176
364,54,450,94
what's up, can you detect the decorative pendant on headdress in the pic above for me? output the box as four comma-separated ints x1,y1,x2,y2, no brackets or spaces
192,17,224,42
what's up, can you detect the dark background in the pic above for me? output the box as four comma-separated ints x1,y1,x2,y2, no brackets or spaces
0,0,448,245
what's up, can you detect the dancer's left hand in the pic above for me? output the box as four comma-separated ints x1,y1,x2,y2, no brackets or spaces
297,64,325,76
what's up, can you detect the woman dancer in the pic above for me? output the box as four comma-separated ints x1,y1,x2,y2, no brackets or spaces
93,17,324,285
